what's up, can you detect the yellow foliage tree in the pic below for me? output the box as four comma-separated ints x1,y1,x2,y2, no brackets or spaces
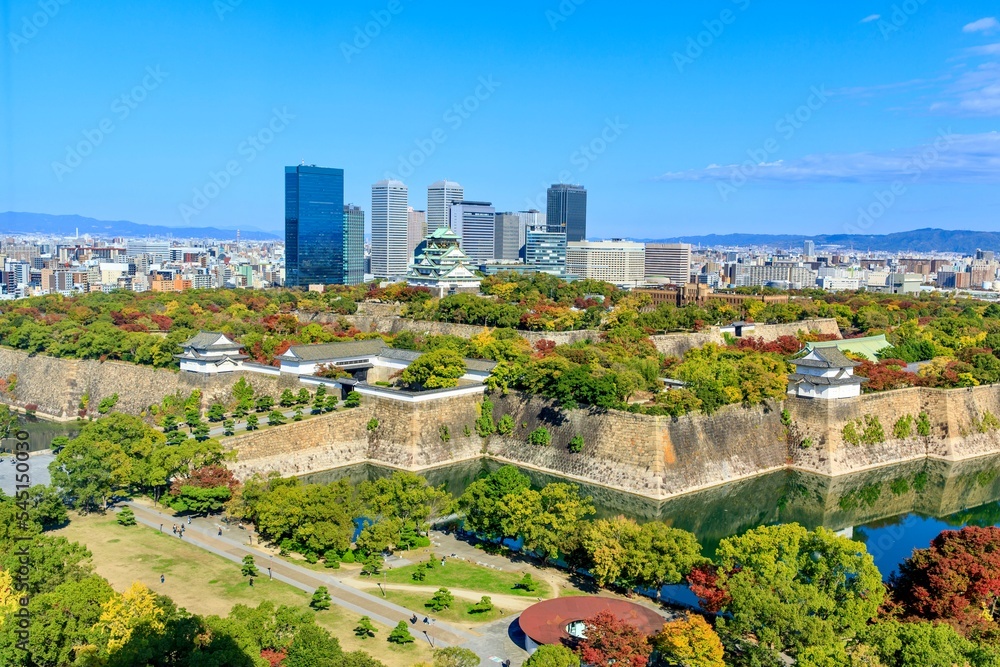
0,568,17,625
653,614,725,667
96,582,165,653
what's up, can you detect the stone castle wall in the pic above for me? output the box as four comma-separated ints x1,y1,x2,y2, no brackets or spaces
651,318,841,358
789,384,1000,477
222,391,485,480
0,347,294,419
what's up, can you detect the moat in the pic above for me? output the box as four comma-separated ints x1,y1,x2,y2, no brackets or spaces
303,452,1000,578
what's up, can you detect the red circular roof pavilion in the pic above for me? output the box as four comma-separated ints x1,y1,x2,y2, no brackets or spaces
518,597,665,646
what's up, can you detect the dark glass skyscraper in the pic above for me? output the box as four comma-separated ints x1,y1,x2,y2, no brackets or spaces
546,183,587,242
285,165,354,286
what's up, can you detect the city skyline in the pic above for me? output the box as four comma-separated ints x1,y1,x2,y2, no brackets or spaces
4,2,999,238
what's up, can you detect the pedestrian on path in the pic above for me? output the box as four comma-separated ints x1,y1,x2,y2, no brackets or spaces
172,524,176,535
160,574,164,584
159,523,163,532
218,528,222,536
187,517,191,525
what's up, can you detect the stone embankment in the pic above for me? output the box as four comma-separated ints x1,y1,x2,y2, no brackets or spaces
0,347,293,419
224,383,1000,501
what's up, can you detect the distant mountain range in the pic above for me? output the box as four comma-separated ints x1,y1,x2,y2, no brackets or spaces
0,212,281,240
636,229,1000,255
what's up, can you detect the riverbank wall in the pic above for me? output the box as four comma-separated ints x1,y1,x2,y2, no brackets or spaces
223,382,1000,501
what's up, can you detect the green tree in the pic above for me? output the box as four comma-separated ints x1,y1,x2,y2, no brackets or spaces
469,596,493,614
387,621,414,644
241,554,258,580
568,434,585,453
400,349,468,389
692,524,884,659
496,414,515,435
583,516,705,590
354,616,377,639
433,646,481,667
516,573,539,593
524,644,580,667
97,393,120,414
344,391,361,408
296,388,311,405
193,421,210,441
426,587,454,611
223,418,235,436
116,506,136,526
528,427,551,446
256,395,274,412
268,410,287,426
310,586,332,611
207,403,226,422
457,465,531,540
280,389,297,408
858,619,997,667
245,413,259,430
499,483,595,562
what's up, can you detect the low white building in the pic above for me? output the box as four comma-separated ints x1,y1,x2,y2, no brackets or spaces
278,340,496,383
788,347,865,400
175,332,248,374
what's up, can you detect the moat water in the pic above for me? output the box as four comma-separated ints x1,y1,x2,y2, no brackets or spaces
1,415,79,453
303,453,1000,580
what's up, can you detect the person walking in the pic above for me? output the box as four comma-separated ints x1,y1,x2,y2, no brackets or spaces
160,574,165,584
171,524,176,535
218,528,222,536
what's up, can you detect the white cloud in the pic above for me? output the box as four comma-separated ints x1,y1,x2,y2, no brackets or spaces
931,62,1000,116
966,43,1000,56
963,17,999,33
655,132,1000,184
860,14,881,23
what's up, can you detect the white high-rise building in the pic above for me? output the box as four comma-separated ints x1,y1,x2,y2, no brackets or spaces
371,180,409,278
566,239,645,285
449,201,495,263
427,180,464,231
644,243,692,285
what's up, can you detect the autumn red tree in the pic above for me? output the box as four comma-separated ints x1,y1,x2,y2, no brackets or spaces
854,358,919,392
168,465,239,496
686,564,731,613
890,526,1000,637
575,610,652,667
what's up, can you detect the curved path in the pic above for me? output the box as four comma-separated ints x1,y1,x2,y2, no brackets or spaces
124,501,478,648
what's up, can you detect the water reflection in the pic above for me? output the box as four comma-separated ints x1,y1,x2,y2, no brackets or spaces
0,415,79,453
302,453,1000,576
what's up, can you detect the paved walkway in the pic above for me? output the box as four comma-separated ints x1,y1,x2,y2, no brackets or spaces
125,502,478,648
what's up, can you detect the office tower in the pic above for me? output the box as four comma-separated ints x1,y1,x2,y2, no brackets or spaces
524,230,567,276
566,239,645,284
976,249,995,262
427,180,464,231
449,200,495,263
371,180,410,278
644,243,693,284
803,240,816,258
494,213,521,261
343,204,365,285
516,209,546,256
284,165,347,287
407,207,427,258
546,183,587,242
126,239,170,263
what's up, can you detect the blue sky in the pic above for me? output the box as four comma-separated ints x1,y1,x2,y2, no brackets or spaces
1,0,998,238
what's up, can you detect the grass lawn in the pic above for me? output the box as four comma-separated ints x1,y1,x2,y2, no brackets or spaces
383,559,548,598
363,588,507,625
53,513,433,667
